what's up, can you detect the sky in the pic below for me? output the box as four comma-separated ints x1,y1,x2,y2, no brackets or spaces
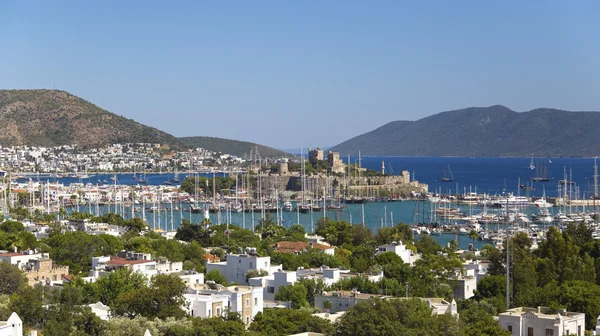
1,1,600,149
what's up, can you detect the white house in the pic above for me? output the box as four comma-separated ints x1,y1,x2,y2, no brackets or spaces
449,267,477,300
206,252,281,285
249,267,383,302
499,307,585,336
0,312,23,336
184,284,263,325
376,241,420,266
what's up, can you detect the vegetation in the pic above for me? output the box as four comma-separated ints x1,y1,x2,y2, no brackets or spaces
180,136,291,158
0,89,188,149
329,105,600,157
2,210,600,334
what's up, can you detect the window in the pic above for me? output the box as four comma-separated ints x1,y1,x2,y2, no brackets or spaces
239,259,241,264
507,325,512,333
246,299,249,306
217,308,221,316
250,262,253,268
208,309,211,317
267,287,275,293
545,329,554,336
255,298,258,305
528,327,533,336
578,326,581,336
246,317,250,324
264,262,267,267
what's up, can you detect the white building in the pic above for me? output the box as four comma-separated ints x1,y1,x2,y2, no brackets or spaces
499,307,585,336
90,252,183,279
0,312,23,336
376,241,420,266
184,284,263,325
0,250,45,268
206,252,281,285
88,302,111,320
450,267,477,300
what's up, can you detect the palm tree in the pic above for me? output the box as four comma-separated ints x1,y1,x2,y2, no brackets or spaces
468,229,479,249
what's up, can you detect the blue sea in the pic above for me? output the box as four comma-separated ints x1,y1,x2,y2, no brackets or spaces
354,156,597,198
21,157,598,249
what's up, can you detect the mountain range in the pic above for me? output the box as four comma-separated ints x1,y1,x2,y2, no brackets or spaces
329,105,600,157
0,90,285,157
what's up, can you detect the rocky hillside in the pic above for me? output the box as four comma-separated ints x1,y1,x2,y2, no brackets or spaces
330,105,600,157
0,90,188,149
180,136,291,158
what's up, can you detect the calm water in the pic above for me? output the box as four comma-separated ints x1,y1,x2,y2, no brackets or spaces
27,156,600,249
354,156,599,198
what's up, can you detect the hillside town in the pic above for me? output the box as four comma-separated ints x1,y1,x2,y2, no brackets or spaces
0,143,245,174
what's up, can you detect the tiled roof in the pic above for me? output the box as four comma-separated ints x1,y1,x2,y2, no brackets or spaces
0,252,25,257
106,257,153,265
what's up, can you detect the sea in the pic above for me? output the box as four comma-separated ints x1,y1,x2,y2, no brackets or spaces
19,157,599,250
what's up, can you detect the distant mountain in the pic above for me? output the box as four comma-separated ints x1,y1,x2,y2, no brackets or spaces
329,105,600,157
0,90,188,150
179,136,292,158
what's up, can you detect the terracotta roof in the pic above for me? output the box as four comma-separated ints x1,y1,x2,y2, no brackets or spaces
62,274,74,282
203,254,220,262
0,252,24,257
273,241,334,254
106,257,154,266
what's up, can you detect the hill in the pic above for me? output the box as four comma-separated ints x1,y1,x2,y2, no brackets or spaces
0,89,188,150
179,136,292,158
329,105,600,157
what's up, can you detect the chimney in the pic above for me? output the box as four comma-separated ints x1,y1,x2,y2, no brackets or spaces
13,246,17,253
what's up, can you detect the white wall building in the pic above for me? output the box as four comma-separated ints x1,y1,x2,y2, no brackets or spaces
499,307,585,336
184,285,263,325
206,253,281,285
0,312,23,336
376,241,420,266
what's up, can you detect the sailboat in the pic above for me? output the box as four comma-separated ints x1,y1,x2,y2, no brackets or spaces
531,159,550,182
529,156,535,170
172,169,180,183
441,165,453,182
138,170,148,184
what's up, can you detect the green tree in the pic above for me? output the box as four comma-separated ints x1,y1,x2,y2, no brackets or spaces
206,269,227,285
0,262,27,295
10,285,45,329
94,268,147,306
336,297,460,336
249,308,334,336
275,283,309,309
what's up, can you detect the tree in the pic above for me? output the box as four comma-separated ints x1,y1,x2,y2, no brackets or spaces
468,230,479,248
206,269,227,285
112,274,187,319
336,297,460,336
94,268,147,306
249,308,334,336
459,301,510,336
0,220,24,234
10,285,45,329
376,251,403,265
274,283,309,309
0,262,27,295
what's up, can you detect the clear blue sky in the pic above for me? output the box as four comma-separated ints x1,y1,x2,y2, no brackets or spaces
2,1,600,148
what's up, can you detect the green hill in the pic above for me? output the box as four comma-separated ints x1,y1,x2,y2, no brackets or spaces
329,105,600,157
0,89,188,150
179,136,291,158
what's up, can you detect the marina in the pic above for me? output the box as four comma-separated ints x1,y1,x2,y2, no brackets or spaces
4,155,600,250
